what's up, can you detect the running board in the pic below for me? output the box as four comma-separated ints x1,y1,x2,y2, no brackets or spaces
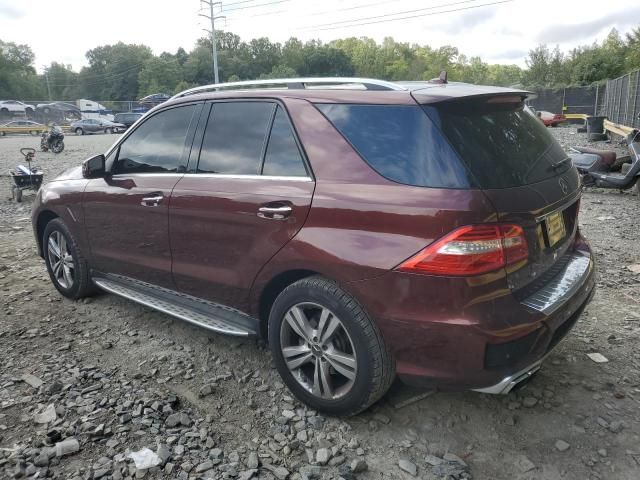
92,273,258,337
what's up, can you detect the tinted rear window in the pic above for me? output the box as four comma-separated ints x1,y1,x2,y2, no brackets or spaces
424,101,570,189
316,104,472,188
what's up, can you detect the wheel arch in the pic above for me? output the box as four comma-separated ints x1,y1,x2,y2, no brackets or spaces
36,210,59,257
256,269,320,338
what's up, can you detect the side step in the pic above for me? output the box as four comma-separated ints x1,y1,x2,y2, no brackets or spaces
92,273,258,337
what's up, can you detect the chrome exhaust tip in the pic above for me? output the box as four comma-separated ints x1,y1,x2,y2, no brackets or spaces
473,362,543,395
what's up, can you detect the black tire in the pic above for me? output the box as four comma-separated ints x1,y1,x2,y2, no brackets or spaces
51,140,64,154
76,128,84,136
43,218,95,299
268,276,395,416
577,126,587,133
14,187,22,203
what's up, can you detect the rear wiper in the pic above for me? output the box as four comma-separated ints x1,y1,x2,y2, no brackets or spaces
549,157,571,170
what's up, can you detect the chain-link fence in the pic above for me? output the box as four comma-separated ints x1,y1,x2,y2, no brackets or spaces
600,69,640,129
527,84,605,116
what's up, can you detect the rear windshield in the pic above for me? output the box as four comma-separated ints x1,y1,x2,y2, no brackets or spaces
423,101,570,189
317,101,570,190
316,104,472,188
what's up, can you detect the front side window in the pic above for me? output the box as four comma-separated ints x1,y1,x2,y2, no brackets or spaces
113,104,196,175
262,106,307,176
198,102,274,174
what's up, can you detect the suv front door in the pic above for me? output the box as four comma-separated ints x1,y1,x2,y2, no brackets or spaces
83,103,201,287
170,101,314,310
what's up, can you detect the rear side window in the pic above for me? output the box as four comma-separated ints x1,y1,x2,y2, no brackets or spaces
316,104,471,188
263,106,307,177
114,104,196,175
424,100,570,189
198,102,274,174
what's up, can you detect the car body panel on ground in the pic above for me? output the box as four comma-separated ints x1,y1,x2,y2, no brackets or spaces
537,110,567,126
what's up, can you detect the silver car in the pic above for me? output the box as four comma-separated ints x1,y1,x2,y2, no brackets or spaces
70,118,125,135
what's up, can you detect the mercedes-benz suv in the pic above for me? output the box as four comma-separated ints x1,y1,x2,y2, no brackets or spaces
32,78,595,416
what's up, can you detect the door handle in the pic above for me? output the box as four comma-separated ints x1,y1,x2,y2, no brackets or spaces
258,205,292,220
141,194,164,207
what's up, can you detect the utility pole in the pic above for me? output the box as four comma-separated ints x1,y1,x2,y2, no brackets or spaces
43,65,52,100
199,1,225,84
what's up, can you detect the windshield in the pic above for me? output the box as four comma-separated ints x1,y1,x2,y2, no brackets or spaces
423,100,571,189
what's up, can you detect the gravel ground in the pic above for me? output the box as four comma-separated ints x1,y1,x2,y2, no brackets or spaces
0,127,639,480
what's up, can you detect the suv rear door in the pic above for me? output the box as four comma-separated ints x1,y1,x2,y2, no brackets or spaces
169,100,314,310
417,93,581,292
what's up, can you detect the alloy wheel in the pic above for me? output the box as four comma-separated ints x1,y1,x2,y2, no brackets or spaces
280,302,357,400
47,231,75,289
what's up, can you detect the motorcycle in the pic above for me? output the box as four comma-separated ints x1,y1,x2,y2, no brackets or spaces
569,129,640,193
40,125,65,153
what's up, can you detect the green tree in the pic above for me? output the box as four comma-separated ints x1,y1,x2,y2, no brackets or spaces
625,28,640,71
45,62,78,100
487,64,522,86
78,42,153,100
138,56,183,97
259,65,297,79
0,39,45,99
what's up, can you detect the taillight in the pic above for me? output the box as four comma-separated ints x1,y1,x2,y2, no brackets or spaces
396,224,528,276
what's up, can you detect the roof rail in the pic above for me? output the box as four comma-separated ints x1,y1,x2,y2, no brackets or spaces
171,77,407,99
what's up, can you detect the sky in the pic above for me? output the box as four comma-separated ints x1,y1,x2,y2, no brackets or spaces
1,0,638,73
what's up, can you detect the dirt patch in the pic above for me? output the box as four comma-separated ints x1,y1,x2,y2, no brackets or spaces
0,127,639,479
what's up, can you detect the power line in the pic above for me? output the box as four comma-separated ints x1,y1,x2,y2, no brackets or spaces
221,0,267,7
309,0,515,31
48,63,148,87
222,0,290,12
223,0,401,22
300,0,497,30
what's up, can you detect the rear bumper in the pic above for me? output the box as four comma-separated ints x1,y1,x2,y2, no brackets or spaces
348,242,595,391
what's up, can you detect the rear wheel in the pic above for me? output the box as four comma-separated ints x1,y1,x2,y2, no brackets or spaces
51,140,64,153
75,128,84,136
268,276,394,416
43,218,95,299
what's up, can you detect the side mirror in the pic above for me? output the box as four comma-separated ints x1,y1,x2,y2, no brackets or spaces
82,154,106,179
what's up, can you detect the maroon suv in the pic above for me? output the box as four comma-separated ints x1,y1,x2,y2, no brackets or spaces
32,78,595,415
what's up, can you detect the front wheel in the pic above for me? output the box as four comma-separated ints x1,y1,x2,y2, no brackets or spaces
43,218,95,299
268,276,395,416
75,128,84,136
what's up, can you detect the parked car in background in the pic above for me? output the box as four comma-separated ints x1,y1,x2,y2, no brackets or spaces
537,110,567,127
71,118,125,135
139,93,170,108
32,78,595,416
36,102,82,123
0,119,47,136
0,100,35,118
113,112,143,129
